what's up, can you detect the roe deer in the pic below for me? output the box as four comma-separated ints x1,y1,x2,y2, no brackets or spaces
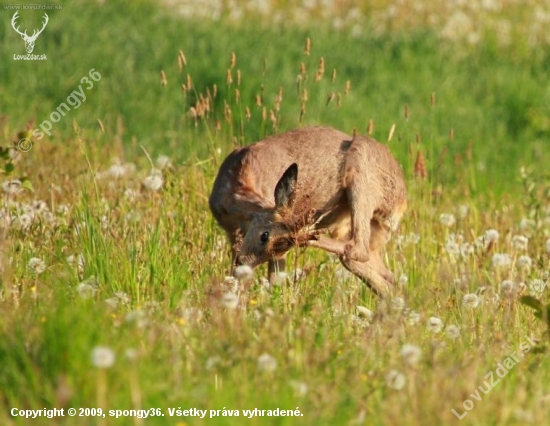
209,126,407,296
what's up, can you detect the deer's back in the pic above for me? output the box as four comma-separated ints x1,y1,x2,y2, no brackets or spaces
209,127,353,232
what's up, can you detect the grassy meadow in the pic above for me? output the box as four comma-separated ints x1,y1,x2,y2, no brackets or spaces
1,0,550,425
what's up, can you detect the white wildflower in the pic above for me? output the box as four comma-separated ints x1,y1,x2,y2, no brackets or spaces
398,274,408,287
124,310,148,328
123,188,138,201
27,257,46,274
460,243,474,256
407,311,421,326
356,306,374,322
76,282,97,299
156,155,172,169
223,275,239,291
91,346,115,368
390,297,405,313
2,179,23,195
457,204,469,219
272,271,288,286
290,380,308,397
16,213,33,230
512,235,529,251
492,253,511,268
106,164,127,179
427,316,444,333
385,369,406,390
462,293,480,308
517,255,532,269
519,218,535,231
401,344,422,366
439,213,456,227
142,169,163,192
445,239,460,256
500,280,517,297
446,325,461,339
220,292,239,310
104,297,118,309
233,265,254,282
31,200,48,214
257,353,277,372
114,291,131,306
484,229,500,244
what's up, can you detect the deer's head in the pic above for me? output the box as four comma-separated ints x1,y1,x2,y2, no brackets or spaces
11,12,49,54
236,163,317,267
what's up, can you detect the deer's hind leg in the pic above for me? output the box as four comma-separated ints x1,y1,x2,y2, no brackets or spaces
339,219,395,296
340,141,383,263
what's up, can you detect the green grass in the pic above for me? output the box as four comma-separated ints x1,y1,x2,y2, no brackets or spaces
1,1,550,425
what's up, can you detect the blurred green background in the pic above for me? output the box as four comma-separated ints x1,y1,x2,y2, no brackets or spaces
1,0,549,193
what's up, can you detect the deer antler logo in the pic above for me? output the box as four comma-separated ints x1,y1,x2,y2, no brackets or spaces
11,11,49,54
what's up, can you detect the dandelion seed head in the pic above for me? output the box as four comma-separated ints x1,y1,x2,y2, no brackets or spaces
233,265,254,282
156,155,172,169
2,179,23,195
519,218,535,231
512,235,529,251
407,311,421,326
500,280,517,296
517,255,532,269
31,200,48,214
457,204,469,219
27,257,46,275
484,229,500,243
439,213,456,227
390,297,406,313
272,271,288,286
385,369,406,390
290,380,308,397
123,188,138,201
106,164,127,179
142,169,164,192
257,353,277,372
356,305,373,321
446,324,461,339
401,344,422,366
492,253,511,268
16,213,33,230
76,283,97,299
91,346,115,368
220,292,239,310
462,293,480,308
427,316,444,333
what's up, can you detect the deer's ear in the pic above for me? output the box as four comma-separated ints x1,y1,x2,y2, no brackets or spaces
274,163,298,212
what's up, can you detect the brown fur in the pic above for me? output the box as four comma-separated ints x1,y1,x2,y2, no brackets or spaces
209,126,407,296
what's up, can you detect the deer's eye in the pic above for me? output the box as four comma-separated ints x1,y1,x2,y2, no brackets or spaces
260,232,269,243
